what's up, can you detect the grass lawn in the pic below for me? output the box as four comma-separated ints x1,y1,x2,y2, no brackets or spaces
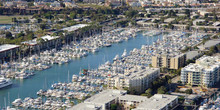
0,15,32,24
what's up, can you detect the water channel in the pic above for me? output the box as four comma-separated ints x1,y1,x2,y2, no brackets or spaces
0,30,163,108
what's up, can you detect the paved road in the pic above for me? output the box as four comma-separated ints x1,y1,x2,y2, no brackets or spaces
147,7,219,10
137,27,213,35
172,76,180,83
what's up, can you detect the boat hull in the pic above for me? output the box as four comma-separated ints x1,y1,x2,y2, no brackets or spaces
0,81,12,89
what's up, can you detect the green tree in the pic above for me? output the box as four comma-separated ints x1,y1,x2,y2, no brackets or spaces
28,2,34,7
70,12,77,19
36,38,45,44
157,86,167,94
17,31,25,38
185,89,193,94
5,31,13,39
37,18,42,23
168,23,174,29
40,24,47,30
185,9,190,18
145,88,153,98
186,25,190,30
168,79,172,84
125,10,138,18
26,32,35,40
70,101,74,106
0,8,3,14
214,14,218,22
177,81,182,84
111,104,117,110
210,46,218,53
44,12,53,19
168,10,176,17
12,17,17,23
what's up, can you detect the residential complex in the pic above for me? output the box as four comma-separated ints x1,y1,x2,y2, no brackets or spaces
61,24,89,32
107,66,160,93
0,44,20,63
69,89,127,110
69,89,178,110
152,53,186,70
21,35,61,52
118,94,149,109
181,56,220,87
1,0,219,10
133,94,178,110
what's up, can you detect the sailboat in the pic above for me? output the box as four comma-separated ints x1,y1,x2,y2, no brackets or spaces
113,54,119,61
0,77,12,89
121,49,127,58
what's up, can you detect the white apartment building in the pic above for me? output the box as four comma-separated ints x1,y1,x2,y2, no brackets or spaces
118,94,149,110
133,94,178,110
185,0,199,4
181,56,220,87
68,90,178,110
68,89,127,110
0,44,20,63
107,66,160,93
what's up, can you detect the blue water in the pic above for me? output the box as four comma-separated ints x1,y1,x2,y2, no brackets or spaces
0,31,163,108
0,24,12,30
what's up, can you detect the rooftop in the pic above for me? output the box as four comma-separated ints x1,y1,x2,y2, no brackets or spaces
164,18,175,23
0,44,20,53
197,55,220,66
186,51,201,60
134,94,178,110
122,67,159,80
61,24,89,32
71,90,179,110
213,22,220,26
68,103,101,110
182,56,220,72
84,89,127,105
21,35,60,45
154,53,185,58
119,94,149,102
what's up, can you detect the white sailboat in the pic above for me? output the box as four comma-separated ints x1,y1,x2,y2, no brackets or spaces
121,49,127,58
0,77,12,89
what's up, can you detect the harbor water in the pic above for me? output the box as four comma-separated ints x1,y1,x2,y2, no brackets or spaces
0,24,12,30
0,31,163,108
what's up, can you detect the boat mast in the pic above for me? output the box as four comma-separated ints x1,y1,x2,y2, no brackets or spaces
8,92,10,106
4,97,6,109
68,70,70,83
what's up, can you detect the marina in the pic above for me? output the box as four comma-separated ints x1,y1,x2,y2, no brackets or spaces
0,28,137,79
0,29,207,109
0,29,162,108
0,2,219,109
0,24,12,30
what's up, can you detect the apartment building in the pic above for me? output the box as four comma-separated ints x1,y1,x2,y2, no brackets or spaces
152,53,186,70
107,66,160,93
69,90,178,110
181,56,220,87
83,0,105,4
69,89,127,110
133,94,178,110
118,95,149,110
0,44,20,63
21,35,61,52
